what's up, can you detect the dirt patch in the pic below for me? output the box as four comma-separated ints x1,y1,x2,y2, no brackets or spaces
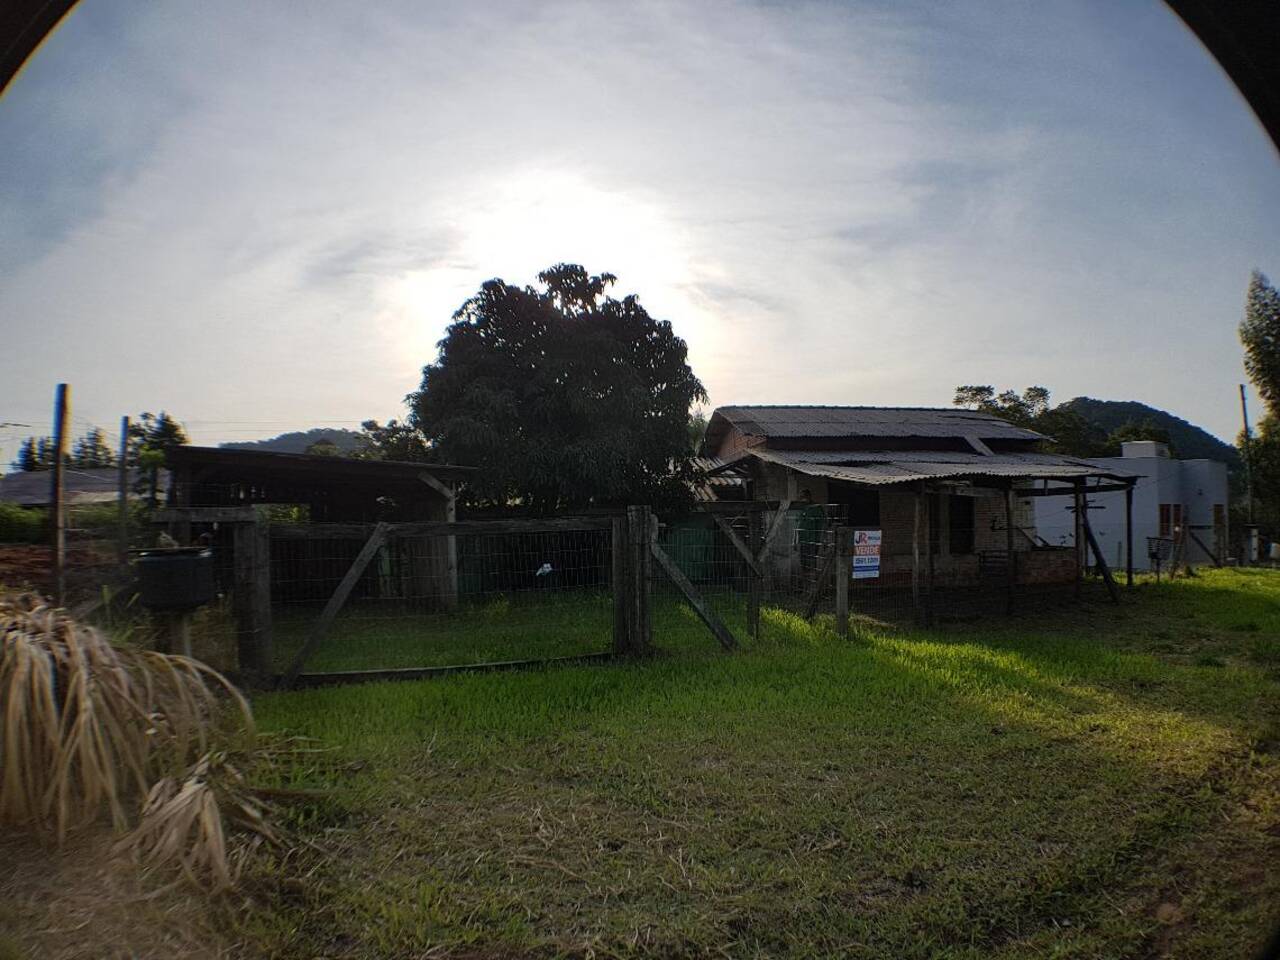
0,831,237,960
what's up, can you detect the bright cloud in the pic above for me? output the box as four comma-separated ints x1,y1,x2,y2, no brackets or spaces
0,0,1277,462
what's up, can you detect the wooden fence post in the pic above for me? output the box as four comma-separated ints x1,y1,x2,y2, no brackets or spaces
117,415,130,561
747,508,762,641
1005,487,1016,616
611,516,629,653
626,506,652,654
50,383,69,606
233,519,273,687
835,525,851,638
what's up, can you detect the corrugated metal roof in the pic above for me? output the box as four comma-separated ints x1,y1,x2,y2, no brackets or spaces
713,405,1045,442
690,456,747,501
0,467,156,506
748,448,1134,485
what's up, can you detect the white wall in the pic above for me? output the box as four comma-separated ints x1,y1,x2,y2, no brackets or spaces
1031,457,1228,571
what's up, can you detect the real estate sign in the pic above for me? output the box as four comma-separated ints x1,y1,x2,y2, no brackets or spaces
851,528,882,580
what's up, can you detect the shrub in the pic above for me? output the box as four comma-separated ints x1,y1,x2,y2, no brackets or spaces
0,502,46,543
0,592,277,889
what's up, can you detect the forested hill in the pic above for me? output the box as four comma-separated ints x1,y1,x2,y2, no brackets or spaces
220,428,363,454
1058,398,1240,467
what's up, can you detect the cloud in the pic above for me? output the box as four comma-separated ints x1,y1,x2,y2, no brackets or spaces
0,0,1277,467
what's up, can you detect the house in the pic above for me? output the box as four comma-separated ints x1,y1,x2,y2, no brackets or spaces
699,405,1139,605
0,466,161,507
1032,440,1228,571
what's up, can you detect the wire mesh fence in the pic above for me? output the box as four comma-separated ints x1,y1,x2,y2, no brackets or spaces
266,522,616,676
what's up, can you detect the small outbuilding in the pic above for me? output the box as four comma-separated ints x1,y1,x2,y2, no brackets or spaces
699,405,1138,610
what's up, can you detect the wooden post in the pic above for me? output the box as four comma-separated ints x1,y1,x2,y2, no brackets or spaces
50,383,69,606
835,525,851,638
1073,482,1084,599
117,415,130,561
924,493,935,627
233,520,273,686
1124,482,1134,588
626,506,652,654
611,516,628,653
417,471,459,609
1005,486,1016,616
912,485,922,625
747,509,762,642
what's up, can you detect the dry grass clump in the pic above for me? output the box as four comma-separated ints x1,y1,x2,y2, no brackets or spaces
0,591,278,890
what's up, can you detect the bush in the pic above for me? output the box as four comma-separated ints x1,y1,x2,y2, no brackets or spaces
0,502,46,543
0,592,279,889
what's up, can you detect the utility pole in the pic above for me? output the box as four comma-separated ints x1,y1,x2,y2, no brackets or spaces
50,383,69,605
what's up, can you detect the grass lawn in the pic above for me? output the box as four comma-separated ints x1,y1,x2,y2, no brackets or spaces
223,570,1280,956
269,590,618,673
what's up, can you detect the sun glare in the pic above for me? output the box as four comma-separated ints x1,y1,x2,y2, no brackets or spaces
382,170,717,372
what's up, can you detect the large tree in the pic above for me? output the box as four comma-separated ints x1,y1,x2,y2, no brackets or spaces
409,264,706,512
1241,270,1280,417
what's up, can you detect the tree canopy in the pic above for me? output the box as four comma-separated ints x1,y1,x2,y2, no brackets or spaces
952,385,1104,456
1241,270,1280,417
951,385,1189,458
409,264,706,512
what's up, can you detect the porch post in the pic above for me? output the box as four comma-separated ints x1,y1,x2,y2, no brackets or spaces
911,486,921,624
1005,485,1016,615
1124,481,1134,588
1073,480,1084,599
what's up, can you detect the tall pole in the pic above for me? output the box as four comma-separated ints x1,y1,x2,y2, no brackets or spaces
50,383,70,606
117,415,130,561
1240,384,1254,525
1124,481,1134,588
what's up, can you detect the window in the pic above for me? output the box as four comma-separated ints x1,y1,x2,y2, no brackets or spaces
949,495,975,555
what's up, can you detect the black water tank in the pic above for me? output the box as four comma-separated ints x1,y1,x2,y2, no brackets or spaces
136,547,215,612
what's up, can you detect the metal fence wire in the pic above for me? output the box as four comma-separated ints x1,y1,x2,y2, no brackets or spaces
266,523,615,675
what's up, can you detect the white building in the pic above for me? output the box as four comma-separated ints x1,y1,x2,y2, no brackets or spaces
1032,441,1229,571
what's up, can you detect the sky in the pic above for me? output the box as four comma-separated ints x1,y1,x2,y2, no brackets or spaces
1,0,1277,466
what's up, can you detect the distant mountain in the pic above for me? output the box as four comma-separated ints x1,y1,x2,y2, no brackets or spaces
220,428,364,455
1057,398,1240,467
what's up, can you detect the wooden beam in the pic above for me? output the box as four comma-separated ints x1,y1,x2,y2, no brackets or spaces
1079,504,1120,603
1016,483,1134,497
268,516,615,539
651,539,738,650
284,651,617,688
281,522,389,687
912,486,922,625
1187,529,1222,567
416,470,453,499
708,512,763,578
756,499,793,564
801,539,837,620
152,507,260,524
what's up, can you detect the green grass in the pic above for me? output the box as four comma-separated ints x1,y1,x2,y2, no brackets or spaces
270,590,618,672
234,569,1279,958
